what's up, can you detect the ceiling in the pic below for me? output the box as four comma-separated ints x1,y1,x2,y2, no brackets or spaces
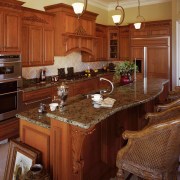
90,0,171,10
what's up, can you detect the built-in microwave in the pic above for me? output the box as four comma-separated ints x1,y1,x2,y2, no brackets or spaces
0,54,22,81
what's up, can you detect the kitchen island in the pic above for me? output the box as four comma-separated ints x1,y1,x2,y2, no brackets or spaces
17,78,169,180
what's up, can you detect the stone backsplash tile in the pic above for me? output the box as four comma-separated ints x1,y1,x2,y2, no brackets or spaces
22,52,109,79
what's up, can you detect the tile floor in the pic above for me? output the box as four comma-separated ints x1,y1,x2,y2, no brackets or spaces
0,140,180,180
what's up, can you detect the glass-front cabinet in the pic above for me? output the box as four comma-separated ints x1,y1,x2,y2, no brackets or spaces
108,28,119,60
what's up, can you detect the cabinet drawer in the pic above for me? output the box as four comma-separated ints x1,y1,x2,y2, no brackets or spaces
23,88,52,102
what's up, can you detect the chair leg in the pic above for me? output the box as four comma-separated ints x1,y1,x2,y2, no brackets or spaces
116,168,125,180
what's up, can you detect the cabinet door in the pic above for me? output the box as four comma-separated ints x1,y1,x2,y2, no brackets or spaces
22,25,30,66
147,46,169,79
29,26,43,66
131,47,144,59
108,29,119,61
94,37,103,61
119,36,130,61
43,28,54,65
4,11,21,52
0,11,3,51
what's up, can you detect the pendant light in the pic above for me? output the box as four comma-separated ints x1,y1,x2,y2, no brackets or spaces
134,0,145,29
112,0,125,26
72,0,88,35
72,0,87,19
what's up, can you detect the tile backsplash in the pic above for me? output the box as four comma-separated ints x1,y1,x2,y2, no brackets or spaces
22,52,109,79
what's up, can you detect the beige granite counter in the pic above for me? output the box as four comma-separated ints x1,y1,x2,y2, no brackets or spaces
17,78,169,129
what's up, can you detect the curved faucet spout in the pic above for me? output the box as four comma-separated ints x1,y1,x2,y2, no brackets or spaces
99,77,114,95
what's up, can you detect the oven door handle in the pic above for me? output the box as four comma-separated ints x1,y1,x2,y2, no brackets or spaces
0,90,23,96
0,61,21,64
24,96,52,105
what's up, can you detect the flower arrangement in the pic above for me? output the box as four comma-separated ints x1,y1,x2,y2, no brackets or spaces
114,61,138,83
115,61,138,77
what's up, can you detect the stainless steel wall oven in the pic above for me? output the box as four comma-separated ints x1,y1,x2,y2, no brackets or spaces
0,54,22,121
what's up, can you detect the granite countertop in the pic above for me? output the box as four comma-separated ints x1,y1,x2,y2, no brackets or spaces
17,78,169,129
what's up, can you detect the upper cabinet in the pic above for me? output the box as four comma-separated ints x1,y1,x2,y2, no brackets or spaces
94,24,108,61
21,9,54,67
130,20,171,38
108,27,119,61
45,3,98,56
107,25,130,61
0,0,24,53
119,25,130,61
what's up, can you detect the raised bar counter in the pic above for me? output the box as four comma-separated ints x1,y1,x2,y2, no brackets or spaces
17,78,169,180
17,78,168,129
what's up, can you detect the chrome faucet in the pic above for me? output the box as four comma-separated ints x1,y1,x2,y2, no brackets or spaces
99,77,114,95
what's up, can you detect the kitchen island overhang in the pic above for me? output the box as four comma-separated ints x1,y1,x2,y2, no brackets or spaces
17,78,169,180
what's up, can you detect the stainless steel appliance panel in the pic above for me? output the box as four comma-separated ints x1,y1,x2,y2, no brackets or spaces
0,54,22,81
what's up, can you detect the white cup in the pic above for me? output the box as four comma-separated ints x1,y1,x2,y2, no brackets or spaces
49,103,58,111
91,94,103,102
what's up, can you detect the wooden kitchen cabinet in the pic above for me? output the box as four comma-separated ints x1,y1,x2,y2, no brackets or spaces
119,25,130,61
0,117,19,141
130,20,171,38
22,87,52,111
73,78,99,96
21,9,54,67
108,27,119,61
131,47,144,59
94,24,108,61
0,0,23,53
20,120,51,171
45,3,98,57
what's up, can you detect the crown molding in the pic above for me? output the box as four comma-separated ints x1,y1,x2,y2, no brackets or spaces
89,0,171,11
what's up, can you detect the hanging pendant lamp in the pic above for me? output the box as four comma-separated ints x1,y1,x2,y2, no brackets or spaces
134,0,145,29
112,0,125,26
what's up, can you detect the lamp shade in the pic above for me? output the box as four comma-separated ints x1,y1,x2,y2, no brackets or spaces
134,22,141,29
72,2,84,15
112,15,121,24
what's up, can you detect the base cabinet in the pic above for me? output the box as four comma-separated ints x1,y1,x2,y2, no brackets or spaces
0,118,19,141
19,96,159,179
20,120,51,171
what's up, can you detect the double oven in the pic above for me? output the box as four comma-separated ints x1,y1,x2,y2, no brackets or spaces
0,54,22,122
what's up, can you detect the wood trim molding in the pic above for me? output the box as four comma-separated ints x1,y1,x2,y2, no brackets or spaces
71,125,96,176
23,15,48,24
0,0,24,9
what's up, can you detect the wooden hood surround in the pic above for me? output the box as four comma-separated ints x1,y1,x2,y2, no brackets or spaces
45,3,98,56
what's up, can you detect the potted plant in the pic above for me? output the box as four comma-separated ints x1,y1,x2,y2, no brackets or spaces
114,61,138,84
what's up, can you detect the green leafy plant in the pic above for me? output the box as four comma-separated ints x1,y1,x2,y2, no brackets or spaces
114,61,138,78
